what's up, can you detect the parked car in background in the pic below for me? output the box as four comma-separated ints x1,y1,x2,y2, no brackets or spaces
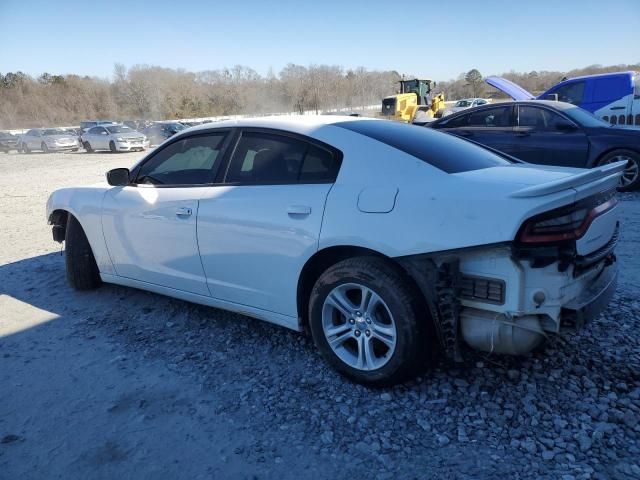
81,124,148,152
0,131,20,152
427,100,640,190
80,120,117,134
47,116,622,386
441,98,490,117
142,122,186,146
19,128,80,153
486,71,640,128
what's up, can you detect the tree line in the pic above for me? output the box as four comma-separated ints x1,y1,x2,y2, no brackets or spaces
1,62,638,129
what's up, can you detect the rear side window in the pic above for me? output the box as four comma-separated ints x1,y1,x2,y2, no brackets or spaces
335,120,511,173
225,132,340,184
135,133,227,185
467,106,512,127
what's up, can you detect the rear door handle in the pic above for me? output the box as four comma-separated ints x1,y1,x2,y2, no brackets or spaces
287,205,311,215
176,207,193,217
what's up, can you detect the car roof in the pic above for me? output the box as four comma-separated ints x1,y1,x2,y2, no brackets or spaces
184,115,373,136
559,70,636,83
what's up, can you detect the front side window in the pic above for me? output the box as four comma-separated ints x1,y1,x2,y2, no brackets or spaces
135,133,227,186
518,106,568,130
87,127,102,135
467,106,512,127
551,81,585,105
225,132,340,184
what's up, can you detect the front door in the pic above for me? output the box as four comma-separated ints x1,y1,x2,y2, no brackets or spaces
512,105,589,167
197,129,341,317
101,131,230,295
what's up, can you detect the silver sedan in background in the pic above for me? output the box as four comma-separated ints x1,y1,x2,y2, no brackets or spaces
19,128,80,153
81,124,149,153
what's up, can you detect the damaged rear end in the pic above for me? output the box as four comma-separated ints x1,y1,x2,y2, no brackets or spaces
404,161,625,359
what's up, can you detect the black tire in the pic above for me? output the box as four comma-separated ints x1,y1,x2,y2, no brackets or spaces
41,142,49,153
65,215,101,290
84,141,93,153
23,143,30,153
309,256,429,387
598,149,640,192
109,141,117,153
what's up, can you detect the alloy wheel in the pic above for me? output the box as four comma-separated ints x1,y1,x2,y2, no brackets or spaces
322,283,397,371
601,154,639,188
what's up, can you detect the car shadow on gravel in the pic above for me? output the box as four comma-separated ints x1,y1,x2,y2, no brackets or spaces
1,250,639,479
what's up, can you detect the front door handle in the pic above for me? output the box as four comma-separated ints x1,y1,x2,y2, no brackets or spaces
287,205,311,216
176,207,193,217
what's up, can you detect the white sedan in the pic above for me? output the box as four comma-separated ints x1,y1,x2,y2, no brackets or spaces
442,98,490,117
81,124,149,153
47,116,622,385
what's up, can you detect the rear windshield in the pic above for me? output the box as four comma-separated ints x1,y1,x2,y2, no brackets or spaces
334,120,512,173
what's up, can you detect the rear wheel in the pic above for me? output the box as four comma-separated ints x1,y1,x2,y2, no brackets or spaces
309,256,429,386
23,143,30,153
109,141,117,153
65,215,101,290
598,149,640,191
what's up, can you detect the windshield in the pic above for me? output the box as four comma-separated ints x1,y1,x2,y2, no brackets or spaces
563,106,611,128
43,129,67,136
167,123,186,130
455,100,472,107
335,120,512,173
106,125,133,134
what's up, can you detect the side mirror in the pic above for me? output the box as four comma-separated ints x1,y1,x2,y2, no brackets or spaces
106,168,130,186
556,121,577,131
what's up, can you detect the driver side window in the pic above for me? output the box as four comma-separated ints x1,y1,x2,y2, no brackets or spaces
135,133,227,186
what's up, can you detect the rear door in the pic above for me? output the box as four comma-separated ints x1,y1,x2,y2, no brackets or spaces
197,129,342,317
513,105,589,167
437,105,517,154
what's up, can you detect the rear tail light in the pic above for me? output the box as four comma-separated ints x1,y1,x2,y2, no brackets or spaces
517,190,617,244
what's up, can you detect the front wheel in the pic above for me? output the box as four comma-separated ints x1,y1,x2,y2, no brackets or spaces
65,215,101,290
41,142,49,153
309,256,429,387
598,149,640,191
84,141,93,153
109,141,117,153
23,143,30,153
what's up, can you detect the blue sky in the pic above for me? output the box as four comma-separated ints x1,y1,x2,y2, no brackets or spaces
0,0,638,81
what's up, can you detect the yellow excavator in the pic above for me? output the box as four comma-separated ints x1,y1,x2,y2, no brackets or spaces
381,78,445,123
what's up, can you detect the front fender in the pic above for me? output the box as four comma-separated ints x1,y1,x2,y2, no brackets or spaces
46,184,115,275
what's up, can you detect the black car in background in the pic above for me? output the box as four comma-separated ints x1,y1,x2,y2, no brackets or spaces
0,131,19,153
427,100,640,191
142,122,186,146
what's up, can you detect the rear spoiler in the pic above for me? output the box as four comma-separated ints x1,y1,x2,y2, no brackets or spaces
510,161,626,198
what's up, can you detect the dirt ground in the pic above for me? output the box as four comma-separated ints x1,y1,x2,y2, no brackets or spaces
1,151,639,480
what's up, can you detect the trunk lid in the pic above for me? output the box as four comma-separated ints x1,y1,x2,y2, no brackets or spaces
485,76,535,101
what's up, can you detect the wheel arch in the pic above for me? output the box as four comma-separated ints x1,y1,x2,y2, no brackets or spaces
590,146,640,168
296,245,432,334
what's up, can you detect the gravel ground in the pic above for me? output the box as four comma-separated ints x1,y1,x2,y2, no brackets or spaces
1,151,639,479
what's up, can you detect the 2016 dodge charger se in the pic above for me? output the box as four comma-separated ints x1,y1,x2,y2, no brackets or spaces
46,116,623,386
